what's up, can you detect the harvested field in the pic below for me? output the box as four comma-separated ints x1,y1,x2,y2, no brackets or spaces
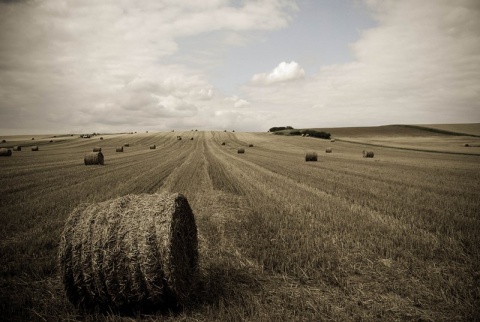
0,128,479,321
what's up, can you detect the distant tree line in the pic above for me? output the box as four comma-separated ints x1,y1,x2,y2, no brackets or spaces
269,126,294,132
270,127,331,140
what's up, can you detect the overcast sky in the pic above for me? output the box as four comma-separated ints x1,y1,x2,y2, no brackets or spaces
0,0,479,134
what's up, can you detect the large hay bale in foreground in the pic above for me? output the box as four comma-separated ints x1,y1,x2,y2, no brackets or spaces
58,193,198,312
237,148,245,154
116,146,124,152
0,148,12,156
363,150,374,158
13,146,21,151
305,152,317,161
325,147,332,153
93,147,102,152
150,145,156,149
84,152,104,165
31,146,39,151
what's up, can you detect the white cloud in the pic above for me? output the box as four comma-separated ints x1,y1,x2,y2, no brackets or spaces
243,0,480,127
0,0,297,134
225,95,250,108
251,61,305,85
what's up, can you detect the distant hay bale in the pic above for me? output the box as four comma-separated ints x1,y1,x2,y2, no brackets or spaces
237,148,245,154
84,152,104,165
116,147,124,152
305,152,317,161
13,146,21,151
0,148,12,156
124,143,129,147
31,138,35,140
150,145,156,149
31,146,39,151
100,137,103,140
58,192,198,312
224,130,226,132
363,150,374,158
325,147,332,153
464,143,470,147
221,142,226,145
248,144,254,147
177,136,182,140
1,139,6,143
93,147,102,152
50,140,54,143
190,138,194,140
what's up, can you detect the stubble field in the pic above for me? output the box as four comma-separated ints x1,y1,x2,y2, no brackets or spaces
1,126,479,321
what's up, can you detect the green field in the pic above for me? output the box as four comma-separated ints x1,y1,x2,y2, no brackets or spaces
1,126,479,321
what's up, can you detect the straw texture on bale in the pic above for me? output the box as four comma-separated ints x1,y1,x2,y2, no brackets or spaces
325,147,332,153
150,145,156,149
237,148,245,154
0,148,12,156
84,152,104,165
363,150,374,158
58,193,198,312
13,146,21,151
93,147,102,152
116,147,124,152
305,152,318,161
31,146,39,151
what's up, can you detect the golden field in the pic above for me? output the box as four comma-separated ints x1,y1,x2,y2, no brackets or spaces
0,125,479,321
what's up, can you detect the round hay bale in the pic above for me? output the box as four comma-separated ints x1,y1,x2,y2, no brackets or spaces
58,193,198,312
363,150,374,158
221,142,226,145
325,147,332,153
190,137,194,140
31,138,35,140
13,146,21,151
124,143,129,147
305,152,318,162
237,148,245,154
50,140,54,143
31,146,39,151
93,147,102,152
100,137,103,140
116,146,124,152
0,148,12,156
84,151,104,165
464,143,470,147
1,139,6,143
150,145,156,149
248,144,253,147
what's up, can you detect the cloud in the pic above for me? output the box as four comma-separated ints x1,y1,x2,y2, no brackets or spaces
251,61,305,85
243,0,480,127
0,0,297,134
225,95,250,108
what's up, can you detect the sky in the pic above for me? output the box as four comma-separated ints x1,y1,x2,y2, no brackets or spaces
0,0,479,134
